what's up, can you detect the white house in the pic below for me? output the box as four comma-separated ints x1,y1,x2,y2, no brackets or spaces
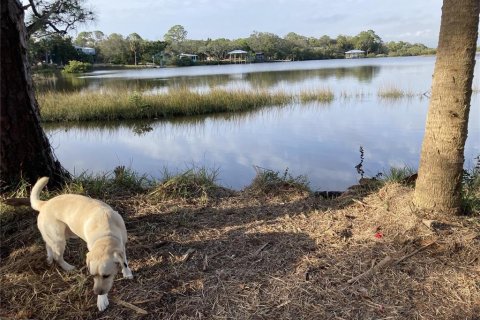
345,49,365,59
74,45,96,55
227,49,248,63
179,53,198,62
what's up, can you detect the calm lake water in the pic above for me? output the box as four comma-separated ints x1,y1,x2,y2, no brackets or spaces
42,56,480,191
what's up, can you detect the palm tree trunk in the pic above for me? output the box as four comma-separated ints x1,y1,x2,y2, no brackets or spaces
413,0,479,214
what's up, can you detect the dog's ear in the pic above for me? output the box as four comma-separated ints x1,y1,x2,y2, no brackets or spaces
113,251,125,266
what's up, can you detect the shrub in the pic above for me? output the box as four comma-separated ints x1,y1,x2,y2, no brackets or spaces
62,60,93,73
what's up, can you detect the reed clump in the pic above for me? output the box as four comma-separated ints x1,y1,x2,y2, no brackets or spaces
377,85,417,99
298,88,334,103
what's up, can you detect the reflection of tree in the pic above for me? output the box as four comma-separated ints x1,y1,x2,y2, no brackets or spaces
245,66,379,88
36,65,380,93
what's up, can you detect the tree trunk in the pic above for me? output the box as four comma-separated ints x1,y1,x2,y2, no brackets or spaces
1,0,70,191
413,0,479,214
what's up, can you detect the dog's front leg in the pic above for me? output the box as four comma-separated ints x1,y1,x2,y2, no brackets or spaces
121,261,133,279
113,251,133,279
97,294,109,311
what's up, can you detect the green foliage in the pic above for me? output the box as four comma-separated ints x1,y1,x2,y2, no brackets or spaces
68,166,152,199
462,157,480,215
97,33,129,64
246,167,310,196
164,25,188,44
169,56,196,66
41,28,434,65
149,166,221,201
386,41,436,56
24,0,95,38
62,60,92,73
381,166,417,185
354,30,386,54
29,35,82,65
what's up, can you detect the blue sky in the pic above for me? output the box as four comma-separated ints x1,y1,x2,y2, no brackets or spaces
78,0,443,47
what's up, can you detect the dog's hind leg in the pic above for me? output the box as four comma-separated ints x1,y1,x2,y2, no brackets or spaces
39,218,76,271
50,239,76,271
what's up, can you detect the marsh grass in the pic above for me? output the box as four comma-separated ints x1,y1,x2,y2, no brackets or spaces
38,89,292,122
377,85,418,99
298,88,334,103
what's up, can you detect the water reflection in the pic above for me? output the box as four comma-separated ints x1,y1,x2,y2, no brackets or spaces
36,63,379,93
42,57,479,190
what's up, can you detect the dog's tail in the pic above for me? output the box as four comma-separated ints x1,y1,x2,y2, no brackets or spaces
30,177,49,211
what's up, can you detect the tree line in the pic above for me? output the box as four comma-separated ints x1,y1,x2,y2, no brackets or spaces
29,25,436,66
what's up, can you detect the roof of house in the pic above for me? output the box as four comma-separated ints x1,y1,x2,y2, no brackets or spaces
228,50,248,54
345,50,365,54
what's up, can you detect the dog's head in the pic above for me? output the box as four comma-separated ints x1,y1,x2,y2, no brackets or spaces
86,239,125,295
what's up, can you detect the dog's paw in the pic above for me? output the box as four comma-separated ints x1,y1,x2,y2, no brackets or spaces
46,256,53,265
122,268,133,279
60,262,76,271
97,294,109,311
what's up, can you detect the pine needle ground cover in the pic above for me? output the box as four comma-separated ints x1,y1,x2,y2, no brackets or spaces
1,182,479,319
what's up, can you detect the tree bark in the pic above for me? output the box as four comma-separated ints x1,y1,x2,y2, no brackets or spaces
413,0,479,214
1,0,70,191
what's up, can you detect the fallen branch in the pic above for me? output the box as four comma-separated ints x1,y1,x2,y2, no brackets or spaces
3,197,30,206
112,297,148,315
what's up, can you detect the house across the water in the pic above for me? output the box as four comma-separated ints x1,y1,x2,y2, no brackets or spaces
74,45,96,55
228,50,248,63
345,49,365,59
179,53,198,62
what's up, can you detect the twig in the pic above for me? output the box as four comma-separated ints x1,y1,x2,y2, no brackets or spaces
132,296,164,304
347,255,393,284
112,297,148,314
351,198,368,206
394,241,436,265
275,300,291,309
181,248,196,262
252,242,270,256
203,249,227,271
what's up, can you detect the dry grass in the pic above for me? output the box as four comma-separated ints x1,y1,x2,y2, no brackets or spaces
1,183,480,319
